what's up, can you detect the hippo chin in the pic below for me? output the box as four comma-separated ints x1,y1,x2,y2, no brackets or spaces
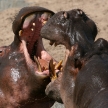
0,6,56,108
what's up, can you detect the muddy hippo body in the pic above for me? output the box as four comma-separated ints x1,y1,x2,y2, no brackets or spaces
0,6,55,108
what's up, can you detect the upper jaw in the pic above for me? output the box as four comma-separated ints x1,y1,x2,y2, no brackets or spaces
12,6,55,35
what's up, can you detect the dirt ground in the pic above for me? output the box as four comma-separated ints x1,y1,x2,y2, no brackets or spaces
0,0,108,107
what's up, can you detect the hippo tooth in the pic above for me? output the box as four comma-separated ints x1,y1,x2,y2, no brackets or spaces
49,59,57,80
19,30,22,36
60,67,63,71
32,23,35,26
34,56,42,72
55,60,63,70
31,28,34,31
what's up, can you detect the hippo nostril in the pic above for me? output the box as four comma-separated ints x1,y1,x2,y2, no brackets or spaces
77,9,83,16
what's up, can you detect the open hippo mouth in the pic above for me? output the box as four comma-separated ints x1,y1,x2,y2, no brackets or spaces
12,6,62,76
40,9,97,78
40,9,98,104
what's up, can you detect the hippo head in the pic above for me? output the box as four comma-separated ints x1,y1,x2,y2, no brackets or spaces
41,9,97,104
41,9,97,51
0,6,57,108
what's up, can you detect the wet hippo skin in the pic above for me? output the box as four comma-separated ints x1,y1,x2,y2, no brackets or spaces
40,9,108,108
0,6,56,108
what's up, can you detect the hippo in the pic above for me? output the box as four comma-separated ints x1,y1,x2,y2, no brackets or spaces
40,9,108,108
59,38,108,108
0,6,58,108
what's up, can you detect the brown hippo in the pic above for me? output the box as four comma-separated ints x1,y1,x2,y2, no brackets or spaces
41,9,108,108
0,6,57,108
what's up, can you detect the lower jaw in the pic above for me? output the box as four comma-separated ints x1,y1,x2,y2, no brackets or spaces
20,38,55,76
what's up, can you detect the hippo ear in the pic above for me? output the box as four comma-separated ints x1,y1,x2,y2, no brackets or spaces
60,11,69,21
63,12,69,19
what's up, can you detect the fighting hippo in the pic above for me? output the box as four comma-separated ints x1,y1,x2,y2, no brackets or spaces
0,6,58,108
56,38,108,108
40,9,108,108
41,9,97,51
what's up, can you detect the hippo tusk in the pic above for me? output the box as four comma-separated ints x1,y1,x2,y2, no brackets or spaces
34,56,42,72
49,59,57,80
55,60,63,70
19,30,23,36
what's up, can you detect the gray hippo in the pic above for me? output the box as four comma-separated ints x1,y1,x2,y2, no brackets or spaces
40,9,108,108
